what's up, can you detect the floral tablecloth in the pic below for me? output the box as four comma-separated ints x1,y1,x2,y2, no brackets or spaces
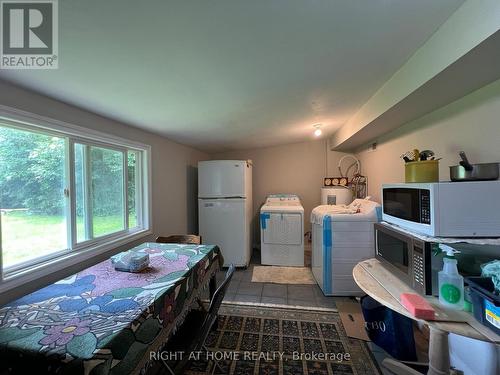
0,243,222,375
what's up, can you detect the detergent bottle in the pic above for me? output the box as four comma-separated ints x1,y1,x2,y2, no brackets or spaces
438,244,464,310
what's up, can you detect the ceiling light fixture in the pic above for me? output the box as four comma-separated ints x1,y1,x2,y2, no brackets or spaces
313,124,322,137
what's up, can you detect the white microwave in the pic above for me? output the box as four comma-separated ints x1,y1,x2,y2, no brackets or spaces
381,181,500,237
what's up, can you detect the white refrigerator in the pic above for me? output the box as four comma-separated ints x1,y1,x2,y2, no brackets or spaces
198,160,253,267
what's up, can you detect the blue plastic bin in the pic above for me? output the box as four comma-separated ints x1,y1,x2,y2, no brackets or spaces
466,277,500,335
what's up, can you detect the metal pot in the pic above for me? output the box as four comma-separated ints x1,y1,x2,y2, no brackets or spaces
450,151,499,181
450,163,499,181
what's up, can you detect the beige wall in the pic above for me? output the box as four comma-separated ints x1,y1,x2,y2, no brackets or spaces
0,79,209,303
212,140,348,244
355,78,500,202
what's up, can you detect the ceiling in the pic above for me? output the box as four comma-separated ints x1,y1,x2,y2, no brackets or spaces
0,0,465,152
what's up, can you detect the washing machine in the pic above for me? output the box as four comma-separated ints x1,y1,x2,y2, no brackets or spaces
260,194,304,266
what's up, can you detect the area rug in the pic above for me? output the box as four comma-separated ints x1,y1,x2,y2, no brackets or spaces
251,266,316,285
184,304,381,375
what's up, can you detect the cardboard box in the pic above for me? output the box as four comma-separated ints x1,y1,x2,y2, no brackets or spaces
337,300,370,341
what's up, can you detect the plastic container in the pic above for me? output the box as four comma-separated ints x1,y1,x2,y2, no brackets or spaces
111,251,149,273
405,160,439,183
466,277,500,335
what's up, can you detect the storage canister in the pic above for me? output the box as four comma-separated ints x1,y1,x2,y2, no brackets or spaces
405,160,439,183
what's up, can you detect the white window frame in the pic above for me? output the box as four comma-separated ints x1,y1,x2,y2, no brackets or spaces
69,140,130,249
0,105,152,292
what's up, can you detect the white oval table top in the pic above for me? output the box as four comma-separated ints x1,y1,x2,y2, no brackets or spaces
353,258,499,343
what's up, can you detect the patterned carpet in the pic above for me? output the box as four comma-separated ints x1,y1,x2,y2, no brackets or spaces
184,303,381,375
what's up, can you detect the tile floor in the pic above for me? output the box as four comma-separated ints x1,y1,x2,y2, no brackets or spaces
205,249,339,309
217,264,337,309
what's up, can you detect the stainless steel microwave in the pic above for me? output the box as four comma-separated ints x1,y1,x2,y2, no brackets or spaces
381,181,500,237
374,223,439,296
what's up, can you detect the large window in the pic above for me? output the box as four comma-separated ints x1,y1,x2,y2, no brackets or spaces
74,144,126,241
0,127,67,268
0,116,150,276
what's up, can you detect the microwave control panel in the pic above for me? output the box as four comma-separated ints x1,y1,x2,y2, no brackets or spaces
412,246,425,291
420,190,431,224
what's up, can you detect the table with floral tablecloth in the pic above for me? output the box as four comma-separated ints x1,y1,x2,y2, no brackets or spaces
0,242,222,375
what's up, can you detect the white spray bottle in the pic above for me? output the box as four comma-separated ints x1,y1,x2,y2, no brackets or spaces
438,244,464,310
